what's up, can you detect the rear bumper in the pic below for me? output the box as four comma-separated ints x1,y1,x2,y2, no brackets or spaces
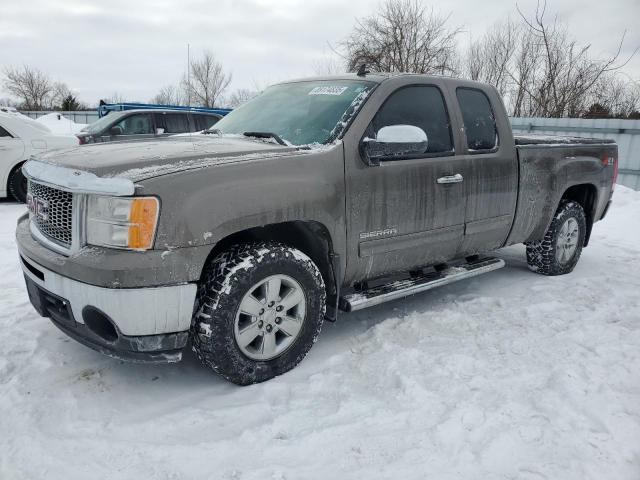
20,255,196,363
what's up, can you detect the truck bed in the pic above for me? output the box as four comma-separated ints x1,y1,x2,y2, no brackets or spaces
514,134,616,146
505,134,617,248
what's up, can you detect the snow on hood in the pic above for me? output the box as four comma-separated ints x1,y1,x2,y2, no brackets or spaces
32,135,309,182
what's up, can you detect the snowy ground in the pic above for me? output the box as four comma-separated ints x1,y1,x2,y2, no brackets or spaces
1,188,639,480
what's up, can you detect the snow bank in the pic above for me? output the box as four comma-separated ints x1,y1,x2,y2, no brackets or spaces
36,112,87,134
0,187,639,479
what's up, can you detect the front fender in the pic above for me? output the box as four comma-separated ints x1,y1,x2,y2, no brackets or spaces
141,145,347,268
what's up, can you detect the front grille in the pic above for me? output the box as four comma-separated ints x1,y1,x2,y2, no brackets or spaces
29,181,73,247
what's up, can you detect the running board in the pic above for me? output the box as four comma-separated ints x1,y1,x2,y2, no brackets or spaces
340,257,505,312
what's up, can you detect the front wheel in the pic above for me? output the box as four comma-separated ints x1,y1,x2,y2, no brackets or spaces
526,200,586,276
191,242,326,385
8,164,27,203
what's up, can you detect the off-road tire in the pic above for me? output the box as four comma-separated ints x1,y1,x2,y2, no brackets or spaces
8,164,27,203
526,200,586,276
191,242,326,385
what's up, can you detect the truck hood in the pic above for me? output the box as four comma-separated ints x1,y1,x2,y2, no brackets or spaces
33,135,300,181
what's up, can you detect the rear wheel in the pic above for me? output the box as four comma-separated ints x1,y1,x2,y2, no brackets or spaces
526,200,586,276
8,164,27,203
191,242,326,385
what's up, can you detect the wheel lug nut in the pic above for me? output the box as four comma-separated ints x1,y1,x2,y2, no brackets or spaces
276,305,283,312
258,320,264,328
268,301,275,308
259,308,265,315
266,324,273,332
275,317,282,324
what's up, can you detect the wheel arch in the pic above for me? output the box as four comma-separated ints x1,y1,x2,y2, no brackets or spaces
200,221,340,320
6,160,28,200
560,183,598,246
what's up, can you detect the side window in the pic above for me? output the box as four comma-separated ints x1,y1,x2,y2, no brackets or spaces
456,88,498,151
195,114,219,131
158,113,190,134
0,126,13,138
370,85,453,156
113,114,153,135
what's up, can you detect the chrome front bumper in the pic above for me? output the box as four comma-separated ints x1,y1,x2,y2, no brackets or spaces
20,255,197,337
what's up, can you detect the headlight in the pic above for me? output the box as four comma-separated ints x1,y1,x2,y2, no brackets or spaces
86,196,159,250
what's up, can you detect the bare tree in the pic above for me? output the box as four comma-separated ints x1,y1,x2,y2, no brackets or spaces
465,19,520,98
341,0,460,75
508,29,542,116
312,55,345,76
463,1,638,118
0,97,17,107
105,92,127,104
49,82,73,109
589,74,640,118
2,65,54,110
514,1,635,117
150,84,185,105
183,50,232,108
225,88,258,108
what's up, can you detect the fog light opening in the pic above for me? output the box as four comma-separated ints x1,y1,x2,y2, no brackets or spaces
82,307,119,343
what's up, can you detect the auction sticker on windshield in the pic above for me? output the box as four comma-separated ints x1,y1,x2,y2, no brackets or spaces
308,86,349,96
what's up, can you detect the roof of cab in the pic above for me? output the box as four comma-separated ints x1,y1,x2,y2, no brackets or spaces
273,72,489,89
111,109,221,116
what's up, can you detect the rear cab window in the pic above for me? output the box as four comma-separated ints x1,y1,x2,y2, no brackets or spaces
456,88,498,152
193,114,219,131
368,85,454,159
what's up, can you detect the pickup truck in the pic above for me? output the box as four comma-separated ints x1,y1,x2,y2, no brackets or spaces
16,73,618,385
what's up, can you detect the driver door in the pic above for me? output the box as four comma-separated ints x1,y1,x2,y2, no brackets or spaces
344,83,467,283
110,113,156,142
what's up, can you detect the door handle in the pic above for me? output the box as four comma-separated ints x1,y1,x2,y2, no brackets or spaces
437,174,463,184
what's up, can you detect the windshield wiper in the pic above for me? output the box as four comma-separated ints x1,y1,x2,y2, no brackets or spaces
203,128,222,135
243,131,287,146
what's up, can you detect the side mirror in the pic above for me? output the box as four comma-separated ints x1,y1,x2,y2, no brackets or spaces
109,125,123,136
156,127,165,135
360,125,429,166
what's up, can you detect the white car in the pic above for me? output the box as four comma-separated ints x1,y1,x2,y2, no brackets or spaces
0,111,79,202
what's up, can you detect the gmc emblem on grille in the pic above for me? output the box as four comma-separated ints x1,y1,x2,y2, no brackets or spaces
26,193,50,222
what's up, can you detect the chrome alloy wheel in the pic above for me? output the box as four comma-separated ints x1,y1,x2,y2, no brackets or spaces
234,274,307,361
556,217,580,264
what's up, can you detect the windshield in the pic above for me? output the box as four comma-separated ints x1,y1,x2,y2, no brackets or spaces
211,80,376,146
83,111,128,134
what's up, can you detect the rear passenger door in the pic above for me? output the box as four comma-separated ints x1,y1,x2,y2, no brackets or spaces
344,82,468,282
154,112,191,136
452,86,518,254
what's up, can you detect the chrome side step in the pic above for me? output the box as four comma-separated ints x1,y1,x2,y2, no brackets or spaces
339,257,505,312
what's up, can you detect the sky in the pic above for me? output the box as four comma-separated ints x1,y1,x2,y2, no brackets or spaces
1,0,638,106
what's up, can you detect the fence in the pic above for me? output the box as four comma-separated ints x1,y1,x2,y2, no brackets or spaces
19,110,99,125
510,117,640,191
